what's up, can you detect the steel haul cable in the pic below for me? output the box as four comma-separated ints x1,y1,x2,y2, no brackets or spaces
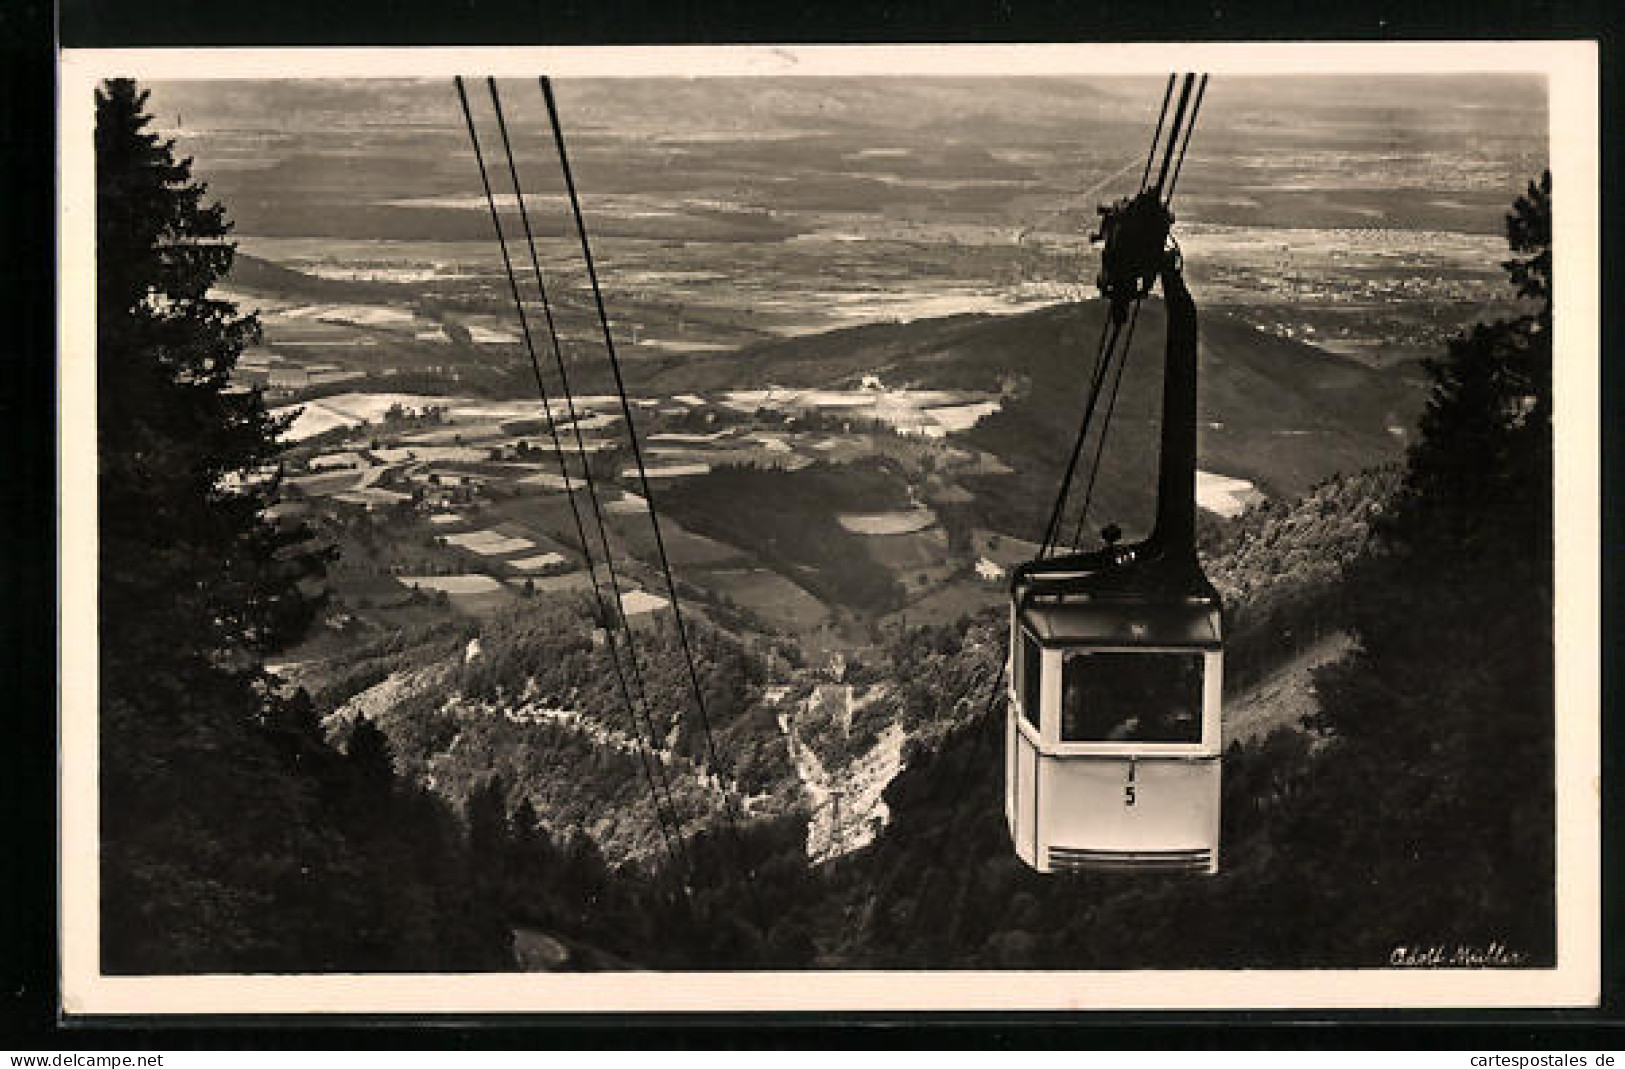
454,76,690,886
538,75,753,873
1042,73,1204,559
1066,74,1199,548
1166,75,1209,202
482,78,695,882
1040,312,1123,557
1152,74,1196,194
1069,299,1142,550
1076,76,1199,550
1039,79,1179,558
1139,74,1177,192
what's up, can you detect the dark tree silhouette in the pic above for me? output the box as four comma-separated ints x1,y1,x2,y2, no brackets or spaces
1296,169,1556,959
97,80,330,668
96,77,334,972
96,79,511,974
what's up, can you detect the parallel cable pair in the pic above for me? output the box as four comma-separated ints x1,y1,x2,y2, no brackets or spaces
539,77,749,857
456,76,756,898
455,76,693,886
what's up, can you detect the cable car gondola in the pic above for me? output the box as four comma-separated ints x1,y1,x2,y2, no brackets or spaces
1005,74,1222,874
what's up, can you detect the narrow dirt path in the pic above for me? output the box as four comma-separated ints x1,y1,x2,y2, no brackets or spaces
1223,631,1355,746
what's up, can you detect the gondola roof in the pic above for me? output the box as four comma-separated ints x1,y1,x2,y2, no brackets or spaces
1013,541,1222,648
1017,595,1222,649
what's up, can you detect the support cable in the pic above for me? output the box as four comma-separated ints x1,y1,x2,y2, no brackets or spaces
539,75,750,855
483,78,695,881
454,76,689,883
1139,74,1177,192
1040,75,1196,559
1040,313,1122,557
1152,74,1196,195
1069,298,1142,549
1166,74,1209,202
1051,73,1204,556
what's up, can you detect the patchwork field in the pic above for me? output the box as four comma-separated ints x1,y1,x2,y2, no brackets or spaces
397,574,517,616
838,508,938,536
611,517,749,569
862,528,952,573
399,574,504,595
697,569,830,633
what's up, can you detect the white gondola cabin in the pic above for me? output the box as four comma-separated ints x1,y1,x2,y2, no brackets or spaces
1005,568,1223,874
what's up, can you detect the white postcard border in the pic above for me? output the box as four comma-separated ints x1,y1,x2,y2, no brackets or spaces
56,40,1601,1015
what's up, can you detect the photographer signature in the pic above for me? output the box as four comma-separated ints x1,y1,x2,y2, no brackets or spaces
1389,942,1528,967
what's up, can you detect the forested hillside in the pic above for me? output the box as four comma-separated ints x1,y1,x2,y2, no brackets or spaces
1205,466,1402,691
301,598,785,862
97,79,516,973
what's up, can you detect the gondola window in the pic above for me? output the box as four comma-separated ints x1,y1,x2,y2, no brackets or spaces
1059,651,1204,743
1020,630,1042,729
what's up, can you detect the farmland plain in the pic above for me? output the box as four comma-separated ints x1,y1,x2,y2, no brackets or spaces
154,74,1543,381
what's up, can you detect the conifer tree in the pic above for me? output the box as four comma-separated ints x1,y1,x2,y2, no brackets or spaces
97,78,329,674
96,77,333,972
1295,171,1556,960
95,80,510,974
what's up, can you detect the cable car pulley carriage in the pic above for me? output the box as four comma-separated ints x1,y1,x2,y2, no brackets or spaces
1005,73,1223,874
